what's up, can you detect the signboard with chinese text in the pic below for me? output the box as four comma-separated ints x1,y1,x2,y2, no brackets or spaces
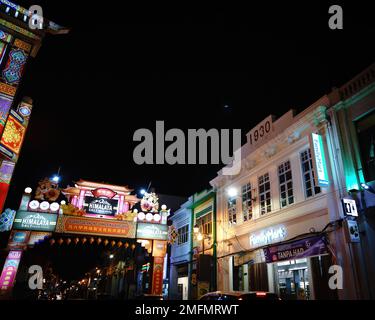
55,215,136,238
151,257,164,295
0,114,26,160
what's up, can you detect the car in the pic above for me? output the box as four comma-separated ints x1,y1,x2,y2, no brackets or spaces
135,294,164,300
199,291,281,301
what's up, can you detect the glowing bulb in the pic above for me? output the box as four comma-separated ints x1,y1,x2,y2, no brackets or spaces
161,204,167,210
227,188,238,198
197,233,203,241
24,187,32,194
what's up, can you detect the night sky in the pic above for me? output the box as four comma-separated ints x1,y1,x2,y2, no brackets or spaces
4,1,375,209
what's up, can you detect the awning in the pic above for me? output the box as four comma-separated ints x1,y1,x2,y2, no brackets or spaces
263,235,328,263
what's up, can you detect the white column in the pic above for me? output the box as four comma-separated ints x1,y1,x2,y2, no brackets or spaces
243,264,249,292
229,256,234,291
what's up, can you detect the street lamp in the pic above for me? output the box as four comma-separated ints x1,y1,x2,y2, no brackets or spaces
193,224,200,234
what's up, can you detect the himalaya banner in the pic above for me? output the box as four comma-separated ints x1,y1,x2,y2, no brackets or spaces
13,211,58,232
263,236,328,263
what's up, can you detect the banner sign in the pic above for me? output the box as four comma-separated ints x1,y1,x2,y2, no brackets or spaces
7,230,30,250
0,250,22,292
152,240,167,257
28,232,51,246
310,133,329,187
13,211,58,232
55,215,136,238
263,236,328,263
0,114,26,160
137,223,168,240
151,256,164,295
84,197,118,216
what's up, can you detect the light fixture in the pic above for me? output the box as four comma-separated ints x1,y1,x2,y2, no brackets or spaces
140,189,146,195
109,254,114,259
153,214,161,222
193,224,199,234
161,204,167,210
146,213,153,221
361,183,370,190
60,200,66,205
24,187,32,194
227,187,238,198
133,209,138,214
197,233,203,241
137,212,145,221
52,175,60,183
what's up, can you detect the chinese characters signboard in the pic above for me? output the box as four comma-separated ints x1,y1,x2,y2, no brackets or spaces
55,215,136,238
151,257,164,295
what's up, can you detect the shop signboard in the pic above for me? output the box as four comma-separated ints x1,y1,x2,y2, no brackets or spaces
0,114,26,161
263,236,328,263
55,215,136,238
249,225,287,248
28,232,52,246
136,223,168,240
12,211,58,232
0,250,22,292
310,133,329,187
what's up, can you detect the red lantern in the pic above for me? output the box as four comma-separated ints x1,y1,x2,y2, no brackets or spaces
74,238,79,244
89,237,95,244
97,238,102,245
66,238,71,245
58,238,64,245
49,239,55,246
82,237,87,244
117,241,122,247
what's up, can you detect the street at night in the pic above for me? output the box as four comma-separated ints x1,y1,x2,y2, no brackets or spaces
0,0,375,317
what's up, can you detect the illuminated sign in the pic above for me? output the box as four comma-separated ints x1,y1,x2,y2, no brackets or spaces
137,223,168,240
152,240,167,257
249,226,287,248
310,133,329,187
0,160,14,184
342,198,358,217
151,257,164,295
0,250,22,292
55,215,136,238
7,230,30,250
13,211,58,232
84,197,118,216
0,114,26,156
0,94,12,137
91,188,117,199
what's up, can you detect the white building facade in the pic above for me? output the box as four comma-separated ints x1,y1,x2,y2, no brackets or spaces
211,98,359,299
169,198,192,300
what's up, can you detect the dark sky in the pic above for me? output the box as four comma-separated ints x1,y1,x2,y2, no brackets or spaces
4,1,375,208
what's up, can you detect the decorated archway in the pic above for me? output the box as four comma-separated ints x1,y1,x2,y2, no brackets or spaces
0,178,170,299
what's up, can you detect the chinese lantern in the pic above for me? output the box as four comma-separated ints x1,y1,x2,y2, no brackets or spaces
66,238,71,245
104,239,109,246
131,244,136,250
82,237,87,244
74,238,79,244
89,237,95,244
97,238,102,245
124,242,129,248
111,240,116,247
58,238,64,245
49,239,55,246
117,241,122,247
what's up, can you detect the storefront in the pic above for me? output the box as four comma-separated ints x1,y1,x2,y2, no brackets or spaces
230,216,337,300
